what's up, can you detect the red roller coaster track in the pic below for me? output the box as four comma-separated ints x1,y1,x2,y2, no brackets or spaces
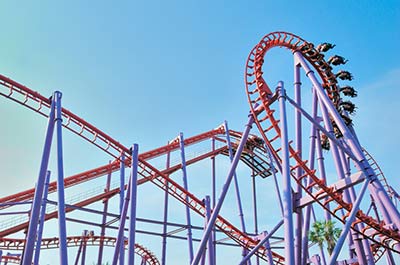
0,31,399,264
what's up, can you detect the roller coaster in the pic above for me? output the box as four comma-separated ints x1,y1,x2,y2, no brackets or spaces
0,32,399,264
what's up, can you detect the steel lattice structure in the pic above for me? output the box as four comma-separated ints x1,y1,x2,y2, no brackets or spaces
0,32,399,265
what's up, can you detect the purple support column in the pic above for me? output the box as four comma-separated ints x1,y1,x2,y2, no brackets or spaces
80,230,88,265
119,154,126,265
191,114,254,265
120,154,126,213
277,81,295,265
251,167,260,265
328,179,369,265
161,149,171,265
223,121,249,261
204,196,214,265
294,51,400,230
211,137,216,209
315,132,331,221
74,232,85,265
112,178,132,265
211,137,217,265
294,62,303,265
179,132,194,262
239,220,284,265
97,163,112,265
319,98,365,262
33,171,51,265
128,144,139,265
301,88,318,265
339,150,374,264
54,91,68,265
22,95,56,265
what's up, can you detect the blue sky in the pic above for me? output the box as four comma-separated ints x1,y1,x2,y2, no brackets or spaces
0,1,399,264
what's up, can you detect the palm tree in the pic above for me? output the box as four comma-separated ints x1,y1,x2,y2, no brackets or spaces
309,220,342,255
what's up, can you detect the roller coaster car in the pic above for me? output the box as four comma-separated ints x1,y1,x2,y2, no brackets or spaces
321,134,330,151
244,135,265,151
336,70,353,81
252,135,265,146
328,55,348,66
339,101,356,114
317,42,336,52
339,86,357,97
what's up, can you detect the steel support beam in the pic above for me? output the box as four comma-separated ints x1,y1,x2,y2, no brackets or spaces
191,114,254,265
21,95,56,265
277,81,295,265
128,144,139,265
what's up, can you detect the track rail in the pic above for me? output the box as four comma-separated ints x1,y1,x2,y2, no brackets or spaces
0,237,159,265
0,142,281,262
0,74,282,262
245,31,400,259
0,129,270,208
0,74,129,159
0,127,225,208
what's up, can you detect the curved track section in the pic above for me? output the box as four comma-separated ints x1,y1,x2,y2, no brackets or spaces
245,31,400,261
0,237,159,265
1,32,399,264
0,75,282,262
0,130,272,240
0,74,129,159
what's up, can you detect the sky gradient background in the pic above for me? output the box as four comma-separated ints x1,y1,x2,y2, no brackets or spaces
0,1,399,264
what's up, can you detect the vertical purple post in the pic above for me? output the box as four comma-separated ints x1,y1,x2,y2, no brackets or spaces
339,150,373,264
315,132,330,221
277,81,295,264
119,153,126,265
33,171,51,265
74,230,87,265
112,179,132,265
301,88,318,265
80,230,88,265
120,154,126,213
22,95,56,265
224,121,249,260
319,98,364,261
211,137,216,208
204,196,214,265
97,163,112,265
294,62,303,265
74,242,83,265
294,51,400,229
179,132,194,262
211,137,217,264
251,167,259,265
191,114,254,265
128,144,139,265
161,149,171,265
54,91,69,265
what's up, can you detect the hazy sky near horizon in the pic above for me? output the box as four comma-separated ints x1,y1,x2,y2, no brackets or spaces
0,1,399,264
